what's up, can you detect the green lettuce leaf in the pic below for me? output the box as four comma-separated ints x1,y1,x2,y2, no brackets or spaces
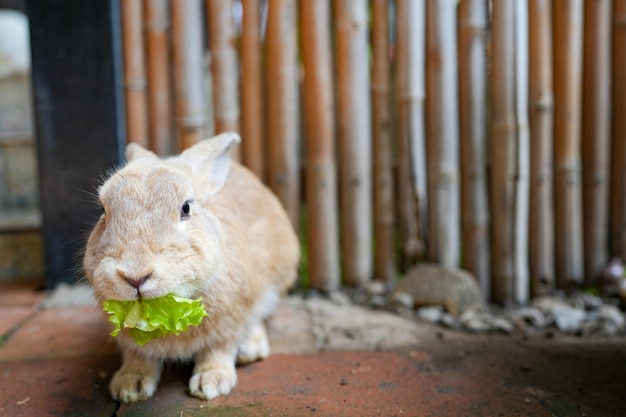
102,294,208,346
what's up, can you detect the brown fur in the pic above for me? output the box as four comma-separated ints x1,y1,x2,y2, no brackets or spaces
83,133,299,402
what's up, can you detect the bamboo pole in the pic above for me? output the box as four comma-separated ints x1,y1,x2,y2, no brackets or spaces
241,0,265,179
372,0,395,283
171,0,206,150
553,0,584,288
425,0,460,267
528,0,555,295
206,0,240,160
458,0,490,296
300,0,340,291
611,0,626,261
490,0,530,303
513,0,530,303
144,0,172,155
121,0,149,147
335,0,373,287
395,0,427,268
266,0,300,228
583,0,612,282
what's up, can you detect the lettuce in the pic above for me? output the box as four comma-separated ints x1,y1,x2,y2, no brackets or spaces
102,294,208,346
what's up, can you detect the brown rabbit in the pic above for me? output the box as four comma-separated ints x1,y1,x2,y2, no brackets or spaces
83,132,299,403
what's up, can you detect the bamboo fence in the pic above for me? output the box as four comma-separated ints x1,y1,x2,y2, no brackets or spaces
395,0,426,269
117,1,626,302
371,0,395,283
335,0,373,287
582,0,612,282
613,0,626,262
528,0,555,296
426,0,461,268
240,0,265,179
121,0,149,148
206,0,240,150
513,0,530,304
266,0,300,228
490,0,530,304
171,0,206,150
553,0,584,288
144,0,172,155
300,0,340,291
457,0,490,297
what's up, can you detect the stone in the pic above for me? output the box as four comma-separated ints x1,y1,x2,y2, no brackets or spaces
549,304,586,333
597,305,625,330
441,313,460,329
396,264,485,315
304,289,324,300
532,296,569,314
366,281,387,297
575,293,604,310
416,306,444,324
369,295,386,309
267,298,317,355
394,306,417,321
459,309,491,332
601,322,621,336
580,319,601,336
585,310,600,322
42,283,96,308
346,288,369,305
304,298,423,351
388,291,414,310
507,307,550,329
490,316,514,334
328,291,352,307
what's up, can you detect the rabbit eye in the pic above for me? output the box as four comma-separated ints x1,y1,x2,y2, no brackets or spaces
181,200,192,219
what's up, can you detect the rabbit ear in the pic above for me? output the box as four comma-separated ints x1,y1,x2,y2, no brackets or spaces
181,132,241,197
126,143,158,162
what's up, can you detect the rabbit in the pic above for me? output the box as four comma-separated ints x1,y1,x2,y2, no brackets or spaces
83,132,300,403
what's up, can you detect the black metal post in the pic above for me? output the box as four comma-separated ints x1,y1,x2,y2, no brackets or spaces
28,0,126,287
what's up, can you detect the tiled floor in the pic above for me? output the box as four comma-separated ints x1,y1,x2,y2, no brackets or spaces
1,280,626,416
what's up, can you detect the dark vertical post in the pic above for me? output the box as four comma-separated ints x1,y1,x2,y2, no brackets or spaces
28,0,126,287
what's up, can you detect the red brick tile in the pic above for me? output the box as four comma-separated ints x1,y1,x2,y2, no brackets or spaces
0,307,117,360
0,355,119,417
115,351,552,417
0,280,46,307
0,306,37,337
0,296,622,417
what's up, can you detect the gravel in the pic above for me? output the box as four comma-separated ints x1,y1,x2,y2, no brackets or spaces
340,286,626,338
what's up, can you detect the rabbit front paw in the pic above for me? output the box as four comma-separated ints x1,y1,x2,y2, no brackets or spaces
110,370,158,403
237,322,270,365
188,367,237,400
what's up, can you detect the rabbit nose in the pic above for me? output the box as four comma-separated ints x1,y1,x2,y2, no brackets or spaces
118,271,152,289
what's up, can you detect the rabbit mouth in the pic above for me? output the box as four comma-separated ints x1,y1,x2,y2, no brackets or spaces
123,285,163,301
